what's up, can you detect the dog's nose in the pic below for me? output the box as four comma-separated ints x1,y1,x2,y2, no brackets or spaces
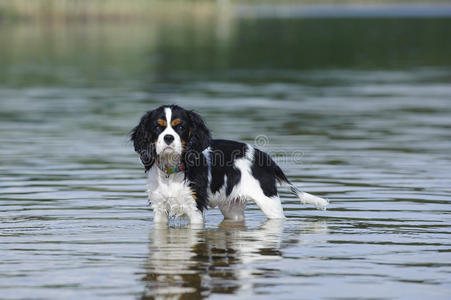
164,134,174,145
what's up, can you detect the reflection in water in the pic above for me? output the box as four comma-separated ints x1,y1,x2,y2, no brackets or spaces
141,220,328,298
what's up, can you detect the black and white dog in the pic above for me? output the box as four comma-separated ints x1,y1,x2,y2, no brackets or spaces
131,105,328,224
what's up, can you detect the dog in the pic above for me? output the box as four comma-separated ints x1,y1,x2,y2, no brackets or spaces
131,105,328,224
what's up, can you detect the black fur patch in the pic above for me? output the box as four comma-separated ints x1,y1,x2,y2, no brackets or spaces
183,151,209,212
130,107,165,171
209,139,246,196
181,107,211,211
251,148,279,197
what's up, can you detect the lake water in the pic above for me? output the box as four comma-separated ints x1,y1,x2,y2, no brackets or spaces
1,8,451,299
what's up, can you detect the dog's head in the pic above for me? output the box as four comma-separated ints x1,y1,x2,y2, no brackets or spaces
130,105,211,171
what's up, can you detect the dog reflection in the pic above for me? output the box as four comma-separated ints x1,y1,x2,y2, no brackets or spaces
141,224,205,299
141,220,327,299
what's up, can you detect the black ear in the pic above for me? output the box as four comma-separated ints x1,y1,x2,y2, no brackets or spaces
187,110,211,152
130,112,156,171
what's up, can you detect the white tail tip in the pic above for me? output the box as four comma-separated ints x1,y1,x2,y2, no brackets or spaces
297,191,329,210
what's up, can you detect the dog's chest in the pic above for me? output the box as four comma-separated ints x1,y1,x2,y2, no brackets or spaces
146,167,195,217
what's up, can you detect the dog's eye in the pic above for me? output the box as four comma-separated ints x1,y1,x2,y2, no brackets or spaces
153,125,163,131
177,125,185,131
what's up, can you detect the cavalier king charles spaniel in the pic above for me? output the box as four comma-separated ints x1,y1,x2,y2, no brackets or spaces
131,105,328,224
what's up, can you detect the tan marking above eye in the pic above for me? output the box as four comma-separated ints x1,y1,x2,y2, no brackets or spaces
157,119,167,126
171,118,181,127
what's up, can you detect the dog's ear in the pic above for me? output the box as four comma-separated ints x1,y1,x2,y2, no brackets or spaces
130,112,156,171
187,110,211,152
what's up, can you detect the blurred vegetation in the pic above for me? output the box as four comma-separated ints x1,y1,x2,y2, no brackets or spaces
0,0,450,87
1,0,450,23
1,17,450,87
0,0,218,23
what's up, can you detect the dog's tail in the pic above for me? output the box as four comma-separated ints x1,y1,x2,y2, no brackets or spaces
274,165,329,210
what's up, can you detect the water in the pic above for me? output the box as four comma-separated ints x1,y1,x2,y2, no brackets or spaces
1,10,451,299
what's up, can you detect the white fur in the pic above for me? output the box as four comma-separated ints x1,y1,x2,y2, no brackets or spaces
297,191,329,210
147,165,203,224
148,107,202,225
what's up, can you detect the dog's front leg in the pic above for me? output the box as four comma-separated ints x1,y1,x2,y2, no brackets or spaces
189,213,204,225
153,207,169,223
187,209,204,225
